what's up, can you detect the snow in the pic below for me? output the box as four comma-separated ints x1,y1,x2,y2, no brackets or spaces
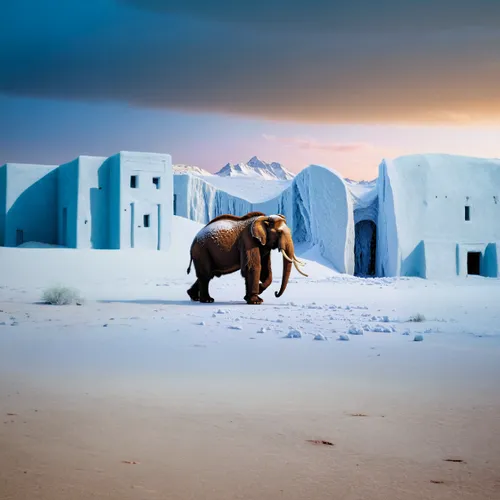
256,165,355,274
216,156,295,180
18,241,65,248
1,212,500,496
174,174,253,224
172,156,294,181
285,329,303,338
189,175,291,203
173,164,212,176
378,153,500,278
2,219,500,419
313,333,327,341
348,325,364,335
196,217,247,245
345,178,377,210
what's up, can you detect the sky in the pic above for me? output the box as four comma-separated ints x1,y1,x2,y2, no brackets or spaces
0,0,499,180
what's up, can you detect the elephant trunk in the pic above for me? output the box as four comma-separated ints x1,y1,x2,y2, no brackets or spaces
274,232,295,298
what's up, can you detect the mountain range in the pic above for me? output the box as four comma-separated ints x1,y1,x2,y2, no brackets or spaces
173,156,295,181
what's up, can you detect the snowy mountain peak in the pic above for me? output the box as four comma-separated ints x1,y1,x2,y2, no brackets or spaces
173,164,212,176
216,157,295,180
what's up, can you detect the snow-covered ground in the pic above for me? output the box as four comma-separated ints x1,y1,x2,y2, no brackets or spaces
1,215,500,499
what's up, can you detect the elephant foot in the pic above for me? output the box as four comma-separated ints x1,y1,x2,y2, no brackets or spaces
200,296,214,303
187,288,200,302
245,294,263,305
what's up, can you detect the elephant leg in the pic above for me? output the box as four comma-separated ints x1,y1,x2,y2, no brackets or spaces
192,252,215,303
243,248,263,304
259,252,273,294
187,279,200,301
198,278,214,303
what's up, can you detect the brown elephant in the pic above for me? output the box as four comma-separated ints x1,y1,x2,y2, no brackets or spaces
186,211,307,304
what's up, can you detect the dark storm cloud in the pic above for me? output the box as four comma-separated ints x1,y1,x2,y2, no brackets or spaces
1,0,499,124
120,0,500,33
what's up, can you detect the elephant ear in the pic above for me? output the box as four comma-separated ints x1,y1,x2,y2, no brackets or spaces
251,216,268,245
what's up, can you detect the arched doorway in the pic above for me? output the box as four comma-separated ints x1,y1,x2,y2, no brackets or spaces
354,220,377,277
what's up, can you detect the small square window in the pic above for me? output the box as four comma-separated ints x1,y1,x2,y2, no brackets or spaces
130,175,138,188
465,205,470,221
143,214,150,228
152,177,160,189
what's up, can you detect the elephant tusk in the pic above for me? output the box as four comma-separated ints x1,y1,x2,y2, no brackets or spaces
293,259,309,277
281,249,294,263
282,249,309,277
294,257,306,266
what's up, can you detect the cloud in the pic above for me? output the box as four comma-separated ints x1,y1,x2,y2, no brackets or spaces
263,135,370,153
120,0,500,34
0,1,499,125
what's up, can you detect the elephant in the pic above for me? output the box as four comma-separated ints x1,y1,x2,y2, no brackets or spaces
186,211,308,304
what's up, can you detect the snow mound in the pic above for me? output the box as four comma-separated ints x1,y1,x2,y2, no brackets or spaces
313,333,327,341
348,326,364,335
284,329,302,339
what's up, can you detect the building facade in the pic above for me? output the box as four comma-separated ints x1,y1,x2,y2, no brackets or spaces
0,151,173,251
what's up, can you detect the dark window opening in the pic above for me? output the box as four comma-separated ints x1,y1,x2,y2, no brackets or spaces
130,175,138,188
16,229,24,246
153,177,160,189
173,194,177,214
465,205,470,221
467,252,481,275
143,214,150,228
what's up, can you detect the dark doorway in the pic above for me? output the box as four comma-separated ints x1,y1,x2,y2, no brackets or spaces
467,251,481,275
354,220,377,277
16,229,24,246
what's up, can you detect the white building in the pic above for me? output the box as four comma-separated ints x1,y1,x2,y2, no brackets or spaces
174,153,500,279
378,154,500,279
0,151,173,250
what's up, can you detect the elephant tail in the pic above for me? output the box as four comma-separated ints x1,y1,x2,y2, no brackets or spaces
187,257,193,275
